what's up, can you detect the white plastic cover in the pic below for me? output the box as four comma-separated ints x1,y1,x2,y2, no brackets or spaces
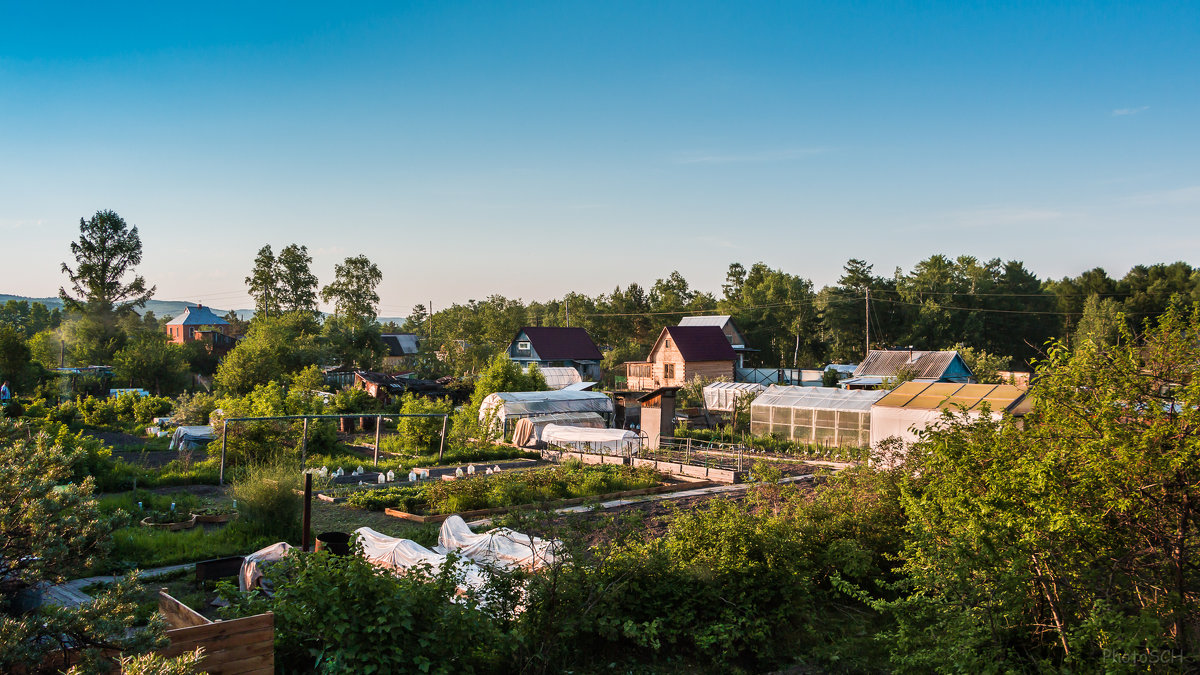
540,424,641,454
239,541,294,592
354,527,488,593
169,425,215,450
435,515,561,571
869,407,1000,447
478,390,613,430
702,382,766,412
528,366,583,390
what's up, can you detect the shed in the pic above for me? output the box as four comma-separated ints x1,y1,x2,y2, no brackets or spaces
702,381,766,412
478,390,614,432
869,381,1031,447
750,385,887,447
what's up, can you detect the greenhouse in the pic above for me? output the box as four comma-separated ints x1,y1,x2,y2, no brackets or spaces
702,381,766,412
479,390,614,434
750,385,887,447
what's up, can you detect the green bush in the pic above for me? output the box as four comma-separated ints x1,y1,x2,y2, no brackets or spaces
395,393,453,452
230,459,303,541
170,391,217,426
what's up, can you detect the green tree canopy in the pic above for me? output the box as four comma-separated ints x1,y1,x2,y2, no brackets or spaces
59,210,154,315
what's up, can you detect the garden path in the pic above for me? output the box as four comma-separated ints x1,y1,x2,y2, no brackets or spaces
41,562,195,608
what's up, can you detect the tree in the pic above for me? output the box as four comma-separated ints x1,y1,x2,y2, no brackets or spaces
276,244,319,315
0,420,163,672
1073,293,1124,350
59,210,155,315
884,303,1200,670
214,313,326,395
112,331,190,395
245,245,280,317
322,255,382,325
951,343,1012,384
0,325,33,389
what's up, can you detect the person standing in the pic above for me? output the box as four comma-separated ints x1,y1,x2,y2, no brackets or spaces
0,381,10,406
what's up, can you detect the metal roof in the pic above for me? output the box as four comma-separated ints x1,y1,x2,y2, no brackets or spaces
663,326,736,361
381,334,420,357
873,381,1031,414
753,385,888,412
165,305,228,326
517,327,603,361
678,315,732,327
852,350,970,380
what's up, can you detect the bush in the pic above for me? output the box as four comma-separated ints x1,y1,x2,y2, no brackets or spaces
395,393,453,452
170,391,217,426
230,459,304,541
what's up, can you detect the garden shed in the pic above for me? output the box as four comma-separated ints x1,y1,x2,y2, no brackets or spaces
702,381,766,412
750,385,887,447
479,390,614,433
869,381,1031,447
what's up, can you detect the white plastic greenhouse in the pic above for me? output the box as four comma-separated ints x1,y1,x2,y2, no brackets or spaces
478,390,614,433
540,424,642,455
750,385,888,447
529,366,583,390
702,381,766,412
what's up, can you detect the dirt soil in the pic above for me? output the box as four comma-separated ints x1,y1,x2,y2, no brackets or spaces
82,429,146,447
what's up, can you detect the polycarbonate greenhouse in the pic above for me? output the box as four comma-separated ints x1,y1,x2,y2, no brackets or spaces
750,385,888,447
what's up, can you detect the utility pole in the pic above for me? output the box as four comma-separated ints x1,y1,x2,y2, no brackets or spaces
865,288,870,358
566,296,570,327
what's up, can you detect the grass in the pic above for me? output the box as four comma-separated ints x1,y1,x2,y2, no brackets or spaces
97,522,277,575
309,499,439,548
80,568,222,625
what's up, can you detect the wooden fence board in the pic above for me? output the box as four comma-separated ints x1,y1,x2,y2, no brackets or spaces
158,589,211,629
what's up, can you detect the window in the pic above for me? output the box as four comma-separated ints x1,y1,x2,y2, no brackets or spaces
664,363,675,380
665,339,672,349
517,341,530,351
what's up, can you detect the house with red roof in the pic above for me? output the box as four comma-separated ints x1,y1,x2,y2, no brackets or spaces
624,326,736,391
506,327,604,381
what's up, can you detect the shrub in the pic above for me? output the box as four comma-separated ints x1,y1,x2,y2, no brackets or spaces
170,391,217,426
395,393,453,452
230,459,303,541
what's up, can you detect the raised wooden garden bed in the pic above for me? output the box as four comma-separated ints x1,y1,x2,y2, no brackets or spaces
383,478,714,524
141,515,198,531
190,511,238,524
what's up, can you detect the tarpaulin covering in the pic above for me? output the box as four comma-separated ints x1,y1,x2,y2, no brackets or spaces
435,515,561,571
354,527,488,593
702,381,766,412
511,412,607,447
540,424,641,455
240,541,293,592
169,425,215,451
478,390,613,431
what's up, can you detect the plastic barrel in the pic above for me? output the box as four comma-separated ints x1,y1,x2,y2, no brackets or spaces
315,531,351,556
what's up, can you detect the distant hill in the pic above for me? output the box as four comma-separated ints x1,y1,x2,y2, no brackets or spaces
0,294,255,320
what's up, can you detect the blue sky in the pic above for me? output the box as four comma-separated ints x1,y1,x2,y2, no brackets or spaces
2,1,1197,317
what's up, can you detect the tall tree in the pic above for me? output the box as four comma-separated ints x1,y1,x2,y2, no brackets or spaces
59,210,155,315
245,245,280,317
321,255,382,326
276,244,319,315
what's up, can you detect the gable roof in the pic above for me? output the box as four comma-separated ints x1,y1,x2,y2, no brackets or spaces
852,349,971,380
516,327,603,361
662,326,736,362
381,334,420,357
165,305,228,327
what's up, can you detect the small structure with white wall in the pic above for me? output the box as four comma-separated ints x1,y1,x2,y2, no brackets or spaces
869,381,1032,448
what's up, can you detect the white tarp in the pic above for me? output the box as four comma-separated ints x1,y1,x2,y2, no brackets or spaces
702,382,766,412
169,425,215,450
435,515,561,571
479,390,613,431
240,541,294,592
540,424,641,455
354,527,489,594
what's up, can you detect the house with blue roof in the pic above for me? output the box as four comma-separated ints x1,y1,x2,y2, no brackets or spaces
165,305,236,354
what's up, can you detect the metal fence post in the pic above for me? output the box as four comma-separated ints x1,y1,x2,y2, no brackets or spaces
373,415,382,468
219,420,227,486
437,414,448,462
301,417,309,466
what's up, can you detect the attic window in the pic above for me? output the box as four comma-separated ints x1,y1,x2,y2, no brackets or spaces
665,339,672,349
517,341,530,351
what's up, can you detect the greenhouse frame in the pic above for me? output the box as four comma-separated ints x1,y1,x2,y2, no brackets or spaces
750,385,888,447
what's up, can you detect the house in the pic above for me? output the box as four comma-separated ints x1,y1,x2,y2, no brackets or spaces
839,349,974,389
164,305,236,354
507,327,604,381
677,315,754,367
625,326,736,391
381,334,420,371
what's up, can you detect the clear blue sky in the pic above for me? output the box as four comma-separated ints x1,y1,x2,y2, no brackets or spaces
2,1,1197,317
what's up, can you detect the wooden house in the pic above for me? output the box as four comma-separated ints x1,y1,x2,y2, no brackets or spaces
625,326,736,391
507,327,604,381
677,315,753,367
381,334,420,371
840,349,975,389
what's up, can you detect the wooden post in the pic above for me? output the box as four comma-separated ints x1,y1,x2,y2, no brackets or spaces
301,417,309,466
301,472,312,552
373,415,382,467
219,420,227,486
437,414,448,462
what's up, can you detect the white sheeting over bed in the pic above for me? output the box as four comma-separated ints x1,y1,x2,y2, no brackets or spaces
239,541,294,592
354,527,489,593
540,424,641,455
435,515,562,571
